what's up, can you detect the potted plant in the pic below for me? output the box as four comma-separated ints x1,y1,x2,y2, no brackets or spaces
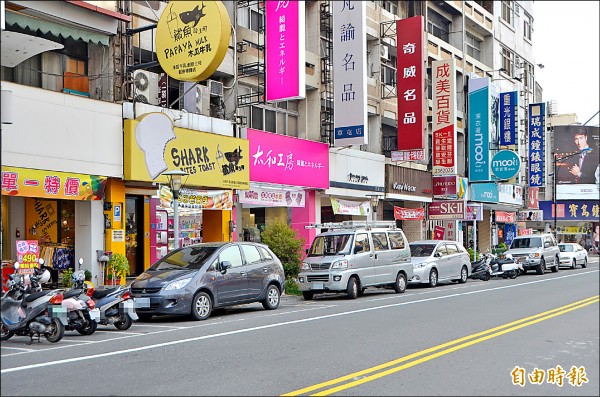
105,253,130,286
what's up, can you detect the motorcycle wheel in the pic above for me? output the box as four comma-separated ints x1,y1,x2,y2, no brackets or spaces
77,316,98,336
1,323,14,341
482,273,491,281
508,271,518,279
114,314,133,330
45,318,65,343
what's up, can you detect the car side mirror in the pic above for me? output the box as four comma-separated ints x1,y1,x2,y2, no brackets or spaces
544,242,550,248
434,252,441,258
219,261,232,273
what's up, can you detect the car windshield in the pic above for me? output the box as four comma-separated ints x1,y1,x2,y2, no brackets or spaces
308,234,353,256
410,244,436,257
559,244,574,252
510,237,542,249
147,246,218,271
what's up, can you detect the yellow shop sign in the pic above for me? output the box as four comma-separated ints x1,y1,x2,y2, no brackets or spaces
156,1,231,81
124,113,249,190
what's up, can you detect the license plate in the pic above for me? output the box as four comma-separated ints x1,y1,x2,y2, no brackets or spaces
133,297,150,308
89,308,101,322
312,282,324,290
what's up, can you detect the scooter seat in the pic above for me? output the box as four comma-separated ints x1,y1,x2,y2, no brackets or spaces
63,289,84,299
24,290,49,303
92,288,120,300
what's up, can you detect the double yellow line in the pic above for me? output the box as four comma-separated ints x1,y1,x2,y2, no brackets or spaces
283,296,599,396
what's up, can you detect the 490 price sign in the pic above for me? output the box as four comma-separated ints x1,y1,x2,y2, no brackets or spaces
16,240,40,274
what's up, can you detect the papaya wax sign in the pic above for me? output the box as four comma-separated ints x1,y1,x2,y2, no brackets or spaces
1,166,106,200
124,113,249,190
156,1,231,81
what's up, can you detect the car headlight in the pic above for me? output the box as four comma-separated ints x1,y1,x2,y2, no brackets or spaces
413,263,427,269
331,259,348,269
529,252,540,258
164,277,192,291
301,262,311,270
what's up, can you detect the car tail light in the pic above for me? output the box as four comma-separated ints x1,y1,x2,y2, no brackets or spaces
87,299,96,310
49,293,63,304
122,291,131,300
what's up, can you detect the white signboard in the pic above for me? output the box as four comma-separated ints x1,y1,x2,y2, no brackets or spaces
333,1,367,146
239,185,306,207
330,197,370,216
498,183,524,206
112,229,125,242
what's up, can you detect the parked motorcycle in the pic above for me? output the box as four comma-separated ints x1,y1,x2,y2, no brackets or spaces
0,263,66,344
491,253,523,279
470,253,493,281
85,285,138,330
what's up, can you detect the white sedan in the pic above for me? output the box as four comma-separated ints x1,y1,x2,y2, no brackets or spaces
558,243,588,269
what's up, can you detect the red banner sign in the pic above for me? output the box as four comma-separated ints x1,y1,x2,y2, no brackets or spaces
495,211,515,223
434,225,445,240
394,206,424,220
528,187,539,209
396,16,424,150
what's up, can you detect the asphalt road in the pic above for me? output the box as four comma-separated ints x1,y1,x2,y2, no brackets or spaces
2,257,598,396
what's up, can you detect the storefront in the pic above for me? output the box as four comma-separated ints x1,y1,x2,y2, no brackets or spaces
123,112,249,274
540,200,599,249
1,167,107,286
385,165,432,242
237,128,329,250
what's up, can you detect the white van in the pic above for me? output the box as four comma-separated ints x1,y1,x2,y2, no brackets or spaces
297,221,413,300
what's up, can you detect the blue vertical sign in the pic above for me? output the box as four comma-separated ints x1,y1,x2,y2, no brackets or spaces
500,91,518,146
468,78,491,182
504,223,517,246
528,103,545,187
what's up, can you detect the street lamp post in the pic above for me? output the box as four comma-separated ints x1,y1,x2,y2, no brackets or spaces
365,194,382,227
162,169,188,250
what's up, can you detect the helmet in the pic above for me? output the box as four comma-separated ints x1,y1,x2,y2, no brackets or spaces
38,269,51,284
504,253,513,260
72,270,85,282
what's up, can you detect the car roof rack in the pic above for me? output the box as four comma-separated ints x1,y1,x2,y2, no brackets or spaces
305,220,398,230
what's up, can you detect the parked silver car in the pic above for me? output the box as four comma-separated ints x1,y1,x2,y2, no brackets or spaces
129,242,285,321
408,240,470,287
558,243,588,269
503,234,560,274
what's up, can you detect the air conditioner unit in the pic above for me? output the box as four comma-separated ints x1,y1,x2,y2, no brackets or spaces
380,45,389,60
180,82,210,116
133,70,159,105
207,79,223,97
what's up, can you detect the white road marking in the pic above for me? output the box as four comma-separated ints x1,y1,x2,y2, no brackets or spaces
0,346,35,352
2,270,597,373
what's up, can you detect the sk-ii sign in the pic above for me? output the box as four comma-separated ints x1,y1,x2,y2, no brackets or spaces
528,103,545,187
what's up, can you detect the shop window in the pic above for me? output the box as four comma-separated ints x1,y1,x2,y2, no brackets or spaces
63,56,89,96
60,201,75,246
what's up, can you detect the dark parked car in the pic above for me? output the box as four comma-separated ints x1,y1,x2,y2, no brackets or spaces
129,242,285,321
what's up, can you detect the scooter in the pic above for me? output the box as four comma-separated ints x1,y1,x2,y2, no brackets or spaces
491,253,523,279
85,285,138,330
470,253,493,281
0,263,66,344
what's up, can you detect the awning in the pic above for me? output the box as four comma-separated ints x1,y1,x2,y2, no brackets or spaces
1,30,64,68
6,11,110,45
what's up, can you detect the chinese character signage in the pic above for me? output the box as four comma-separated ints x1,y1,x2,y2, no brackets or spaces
468,78,496,182
155,1,231,82
239,184,306,208
500,91,518,146
393,206,424,221
553,125,599,200
396,16,425,150
246,128,329,189
428,200,466,220
124,113,249,190
161,187,234,210
15,240,40,274
432,59,457,176
333,1,367,146
528,103,546,188
330,196,369,216
495,211,515,223
540,200,600,221
391,149,425,162
266,0,305,102
517,210,544,221
433,175,459,198
1,167,107,201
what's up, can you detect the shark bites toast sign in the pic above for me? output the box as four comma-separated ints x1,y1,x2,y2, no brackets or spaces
156,1,231,82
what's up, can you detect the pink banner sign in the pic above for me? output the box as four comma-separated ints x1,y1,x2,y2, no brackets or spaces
394,206,424,220
247,129,329,189
15,240,40,274
496,211,515,223
265,1,305,101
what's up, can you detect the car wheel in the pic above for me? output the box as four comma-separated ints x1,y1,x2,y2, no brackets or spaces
347,277,358,299
190,291,213,321
551,256,559,272
582,258,587,268
357,288,366,297
393,273,407,293
302,291,314,300
262,284,280,310
536,258,545,275
458,266,468,284
114,314,133,330
137,313,153,321
428,269,438,288
571,259,577,269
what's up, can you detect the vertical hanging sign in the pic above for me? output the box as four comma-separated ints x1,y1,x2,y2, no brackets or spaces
432,59,457,176
499,91,518,146
528,103,546,187
265,1,306,101
468,78,492,182
396,16,425,150
333,1,367,146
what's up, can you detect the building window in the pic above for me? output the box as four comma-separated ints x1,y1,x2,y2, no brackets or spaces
501,47,514,77
523,62,534,90
465,32,482,61
381,64,396,86
238,5,264,33
524,13,532,40
501,1,514,26
381,0,398,16
427,9,450,43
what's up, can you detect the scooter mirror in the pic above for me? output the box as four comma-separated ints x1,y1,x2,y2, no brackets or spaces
14,262,20,270
38,258,45,266
78,258,84,266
